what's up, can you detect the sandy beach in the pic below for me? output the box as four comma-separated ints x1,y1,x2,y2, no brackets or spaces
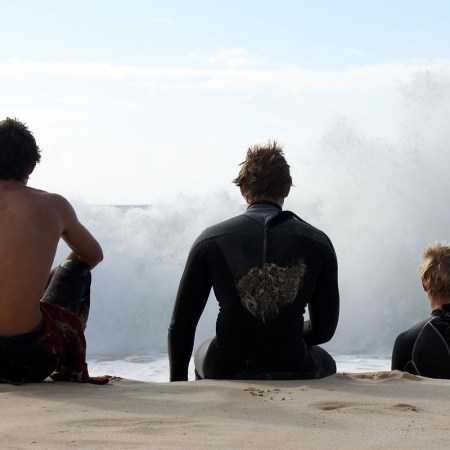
1,371,449,449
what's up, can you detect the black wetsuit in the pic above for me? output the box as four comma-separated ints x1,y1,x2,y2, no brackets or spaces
168,203,339,381
391,304,450,379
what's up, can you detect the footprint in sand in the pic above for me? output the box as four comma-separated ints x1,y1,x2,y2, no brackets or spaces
340,371,423,382
312,401,356,411
390,403,420,412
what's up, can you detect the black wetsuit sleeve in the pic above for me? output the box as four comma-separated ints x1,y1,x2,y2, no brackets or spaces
168,239,212,381
302,246,339,345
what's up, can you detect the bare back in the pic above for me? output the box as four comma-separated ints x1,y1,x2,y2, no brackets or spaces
0,180,102,336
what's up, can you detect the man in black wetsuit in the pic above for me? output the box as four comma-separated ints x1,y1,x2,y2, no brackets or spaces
392,242,450,378
168,141,339,381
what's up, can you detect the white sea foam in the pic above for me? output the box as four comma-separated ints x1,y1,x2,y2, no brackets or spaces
88,353,391,382
53,71,450,368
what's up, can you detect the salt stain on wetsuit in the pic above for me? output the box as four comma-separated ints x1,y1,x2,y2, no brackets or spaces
392,304,450,379
238,262,307,324
169,203,340,381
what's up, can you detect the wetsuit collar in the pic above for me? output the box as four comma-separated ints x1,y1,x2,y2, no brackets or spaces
432,304,450,316
247,201,282,210
244,202,284,228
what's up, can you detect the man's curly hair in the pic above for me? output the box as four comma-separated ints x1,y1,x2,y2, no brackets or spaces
233,140,292,202
0,117,41,181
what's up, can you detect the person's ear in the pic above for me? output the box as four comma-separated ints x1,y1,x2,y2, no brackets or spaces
283,185,291,198
422,279,429,292
27,164,36,176
240,186,249,201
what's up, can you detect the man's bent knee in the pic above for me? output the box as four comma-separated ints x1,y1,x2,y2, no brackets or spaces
60,260,90,276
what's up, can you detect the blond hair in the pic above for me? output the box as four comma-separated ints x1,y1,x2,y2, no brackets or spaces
233,141,292,202
419,242,450,299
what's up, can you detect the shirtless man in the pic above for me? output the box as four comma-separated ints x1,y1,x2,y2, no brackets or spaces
0,117,106,385
392,242,450,378
169,142,339,381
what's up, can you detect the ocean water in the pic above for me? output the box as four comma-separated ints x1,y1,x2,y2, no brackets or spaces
87,353,392,382
55,72,448,382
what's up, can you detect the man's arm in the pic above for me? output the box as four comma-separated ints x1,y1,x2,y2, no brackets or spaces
303,246,339,345
55,194,103,269
168,239,212,381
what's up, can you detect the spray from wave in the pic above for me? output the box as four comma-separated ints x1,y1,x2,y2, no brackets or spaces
59,71,450,359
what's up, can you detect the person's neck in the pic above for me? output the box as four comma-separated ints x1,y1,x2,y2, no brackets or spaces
429,296,450,311
0,178,28,187
248,200,283,209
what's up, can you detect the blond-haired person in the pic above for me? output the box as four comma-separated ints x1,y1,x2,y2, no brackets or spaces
169,142,339,381
392,242,450,378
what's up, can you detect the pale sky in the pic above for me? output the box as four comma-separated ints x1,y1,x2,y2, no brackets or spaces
2,0,450,204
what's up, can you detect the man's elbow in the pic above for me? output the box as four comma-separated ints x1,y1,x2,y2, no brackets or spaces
319,329,336,344
94,247,104,264
90,243,104,265
82,246,103,269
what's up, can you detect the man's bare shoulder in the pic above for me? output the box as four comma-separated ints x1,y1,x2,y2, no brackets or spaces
0,181,55,210
25,185,64,200
1,181,63,202
0,183,77,231
26,187,73,211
